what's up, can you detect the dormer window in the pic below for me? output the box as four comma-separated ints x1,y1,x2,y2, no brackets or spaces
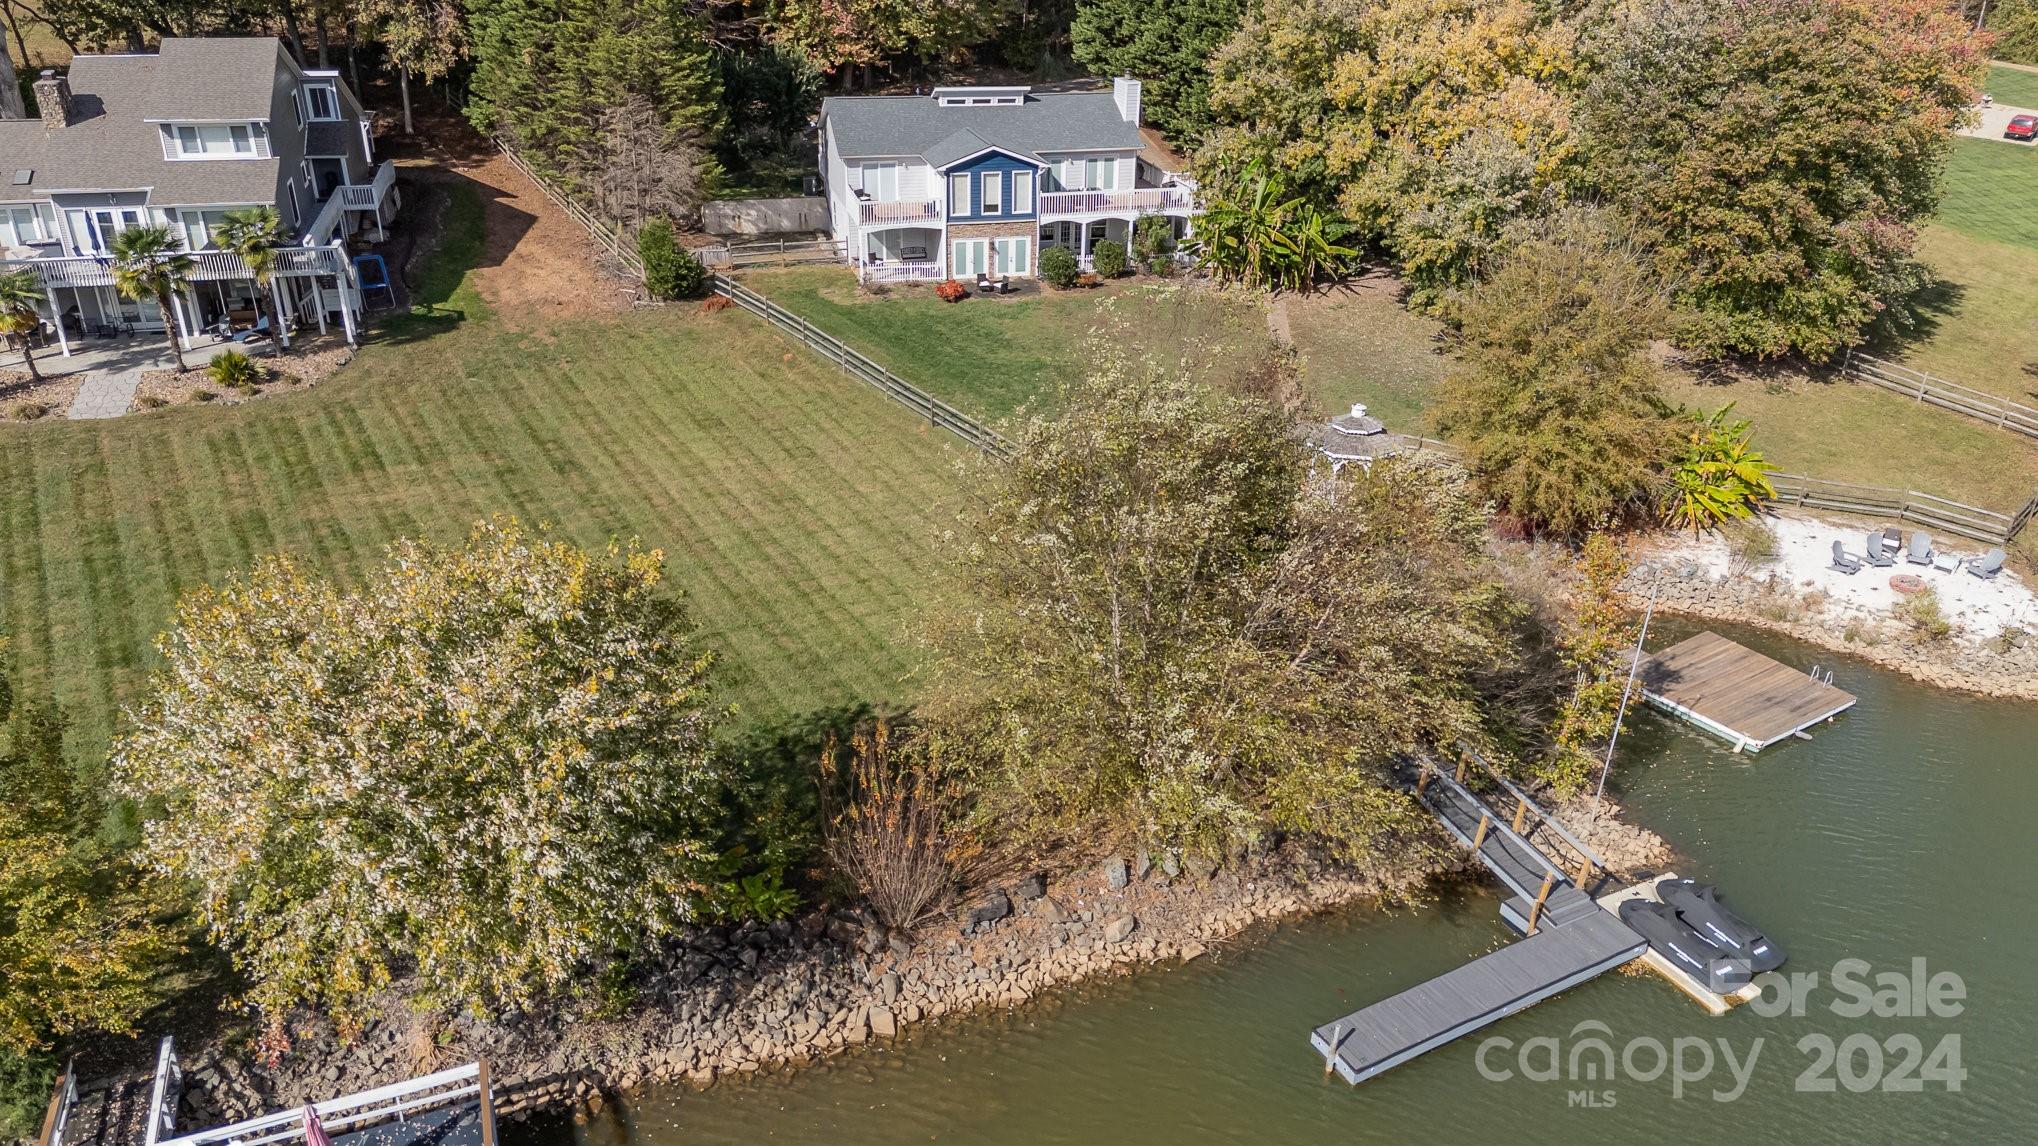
932,86,1028,108
305,84,340,121
179,124,250,155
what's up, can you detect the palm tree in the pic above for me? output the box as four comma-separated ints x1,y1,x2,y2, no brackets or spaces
213,206,290,357
108,224,197,373
0,269,46,383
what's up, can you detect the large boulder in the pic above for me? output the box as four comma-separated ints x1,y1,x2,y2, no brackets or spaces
1104,856,1130,890
1104,914,1137,944
970,891,1013,926
1014,872,1047,901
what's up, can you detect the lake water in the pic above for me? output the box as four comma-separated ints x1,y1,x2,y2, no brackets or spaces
520,624,2033,1143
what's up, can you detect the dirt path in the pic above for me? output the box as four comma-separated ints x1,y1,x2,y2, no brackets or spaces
385,116,630,324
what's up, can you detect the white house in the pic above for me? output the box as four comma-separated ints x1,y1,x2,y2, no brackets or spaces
817,78,1198,283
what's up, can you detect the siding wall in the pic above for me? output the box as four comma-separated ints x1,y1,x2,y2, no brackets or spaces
942,151,1041,220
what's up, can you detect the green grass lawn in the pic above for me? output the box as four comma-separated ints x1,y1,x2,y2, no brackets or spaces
1283,282,1451,430
0,223,958,763
740,268,1273,421
1983,63,2038,110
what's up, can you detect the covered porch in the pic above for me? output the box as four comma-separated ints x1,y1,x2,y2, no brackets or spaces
1,245,367,358
856,224,944,284
1038,212,1192,270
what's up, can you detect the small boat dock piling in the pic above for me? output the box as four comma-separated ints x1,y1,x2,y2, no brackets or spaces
1636,631,1856,752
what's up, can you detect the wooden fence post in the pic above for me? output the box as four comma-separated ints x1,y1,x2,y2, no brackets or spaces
1526,872,1554,934
1471,812,1491,853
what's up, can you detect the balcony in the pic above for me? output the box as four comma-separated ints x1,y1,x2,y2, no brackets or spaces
0,245,355,291
1038,187,1196,217
859,199,942,226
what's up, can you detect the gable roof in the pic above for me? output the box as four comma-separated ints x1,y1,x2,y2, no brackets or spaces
822,89,1145,165
0,38,291,207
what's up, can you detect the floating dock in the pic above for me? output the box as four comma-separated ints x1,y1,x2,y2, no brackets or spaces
1310,757,1648,1085
1595,874,1761,1016
1309,906,1644,1083
1637,631,1856,752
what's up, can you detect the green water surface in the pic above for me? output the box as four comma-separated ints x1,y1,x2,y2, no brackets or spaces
523,624,2033,1143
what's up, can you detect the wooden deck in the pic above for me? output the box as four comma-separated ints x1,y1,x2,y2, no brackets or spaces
1637,632,1857,751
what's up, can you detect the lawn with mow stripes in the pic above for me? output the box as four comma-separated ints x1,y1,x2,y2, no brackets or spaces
0,306,960,763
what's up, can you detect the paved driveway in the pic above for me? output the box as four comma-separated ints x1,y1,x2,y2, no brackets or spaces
1958,102,2038,144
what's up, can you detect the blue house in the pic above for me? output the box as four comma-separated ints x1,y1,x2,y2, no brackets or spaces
818,79,1198,282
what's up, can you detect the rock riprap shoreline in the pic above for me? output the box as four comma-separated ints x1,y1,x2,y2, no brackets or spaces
167,803,1665,1130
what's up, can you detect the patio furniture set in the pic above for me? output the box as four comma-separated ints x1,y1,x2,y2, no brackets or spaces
1829,529,2005,580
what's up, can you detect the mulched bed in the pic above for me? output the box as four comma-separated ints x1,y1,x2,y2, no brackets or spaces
0,366,86,422
132,334,356,411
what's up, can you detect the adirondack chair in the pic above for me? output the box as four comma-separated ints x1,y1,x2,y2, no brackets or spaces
1904,532,1934,566
1967,547,2006,580
1863,532,1895,567
1830,540,1863,574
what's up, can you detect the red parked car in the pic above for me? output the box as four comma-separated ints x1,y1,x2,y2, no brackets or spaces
2007,114,2038,142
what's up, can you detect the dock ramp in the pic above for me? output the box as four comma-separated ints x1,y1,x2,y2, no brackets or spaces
1309,753,1647,1084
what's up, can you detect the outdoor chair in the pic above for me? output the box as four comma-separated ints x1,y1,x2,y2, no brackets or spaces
1830,540,1863,574
1967,547,2006,580
1863,532,1895,567
1905,532,1934,566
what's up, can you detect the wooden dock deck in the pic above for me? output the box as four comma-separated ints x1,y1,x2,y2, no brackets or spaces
1309,909,1646,1084
1637,632,1857,751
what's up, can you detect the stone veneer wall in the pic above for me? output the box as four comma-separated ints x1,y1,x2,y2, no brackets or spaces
947,219,1041,275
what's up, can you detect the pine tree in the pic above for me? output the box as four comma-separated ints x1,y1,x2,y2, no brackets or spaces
1071,0,1244,140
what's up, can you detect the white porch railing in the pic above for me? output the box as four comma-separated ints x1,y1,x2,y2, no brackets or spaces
0,245,353,290
338,160,397,210
1038,187,1195,217
158,1062,494,1146
859,262,946,284
860,199,942,225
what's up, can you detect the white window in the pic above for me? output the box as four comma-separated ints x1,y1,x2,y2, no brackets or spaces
949,172,971,215
952,239,988,277
1084,157,1117,190
1012,171,1033,214
174,123,256,158
981,172,1001,215
861,162,899,202
178,209,234,251
0,206,45,247
70,207,142,254
993,236,1030,275
305,85,340,120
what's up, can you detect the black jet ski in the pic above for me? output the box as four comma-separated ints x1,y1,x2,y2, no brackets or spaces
1660,879,1786,973
1619,900,1753,993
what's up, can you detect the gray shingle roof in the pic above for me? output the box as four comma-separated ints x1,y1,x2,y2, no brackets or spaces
0,38,288,207
823,91,1146,167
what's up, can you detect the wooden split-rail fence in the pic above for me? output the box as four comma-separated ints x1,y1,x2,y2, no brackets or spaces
489,138,2038,535
1841,350,2038,441
493,139,1007,455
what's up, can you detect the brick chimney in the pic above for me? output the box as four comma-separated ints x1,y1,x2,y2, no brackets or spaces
1112,76,1141,125
34,69,72,129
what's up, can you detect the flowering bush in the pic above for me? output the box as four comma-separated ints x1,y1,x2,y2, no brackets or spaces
936,278,969,302
115,517,730,1029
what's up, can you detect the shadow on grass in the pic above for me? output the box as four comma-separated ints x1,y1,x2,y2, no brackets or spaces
1863,275,1968,362
362,170,534,349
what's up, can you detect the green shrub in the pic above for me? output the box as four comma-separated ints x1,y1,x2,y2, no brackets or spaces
1091,239,1128,278
1039,245,1080,289
640,219,709,301
1133,215,1176,272
207,350,262,392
